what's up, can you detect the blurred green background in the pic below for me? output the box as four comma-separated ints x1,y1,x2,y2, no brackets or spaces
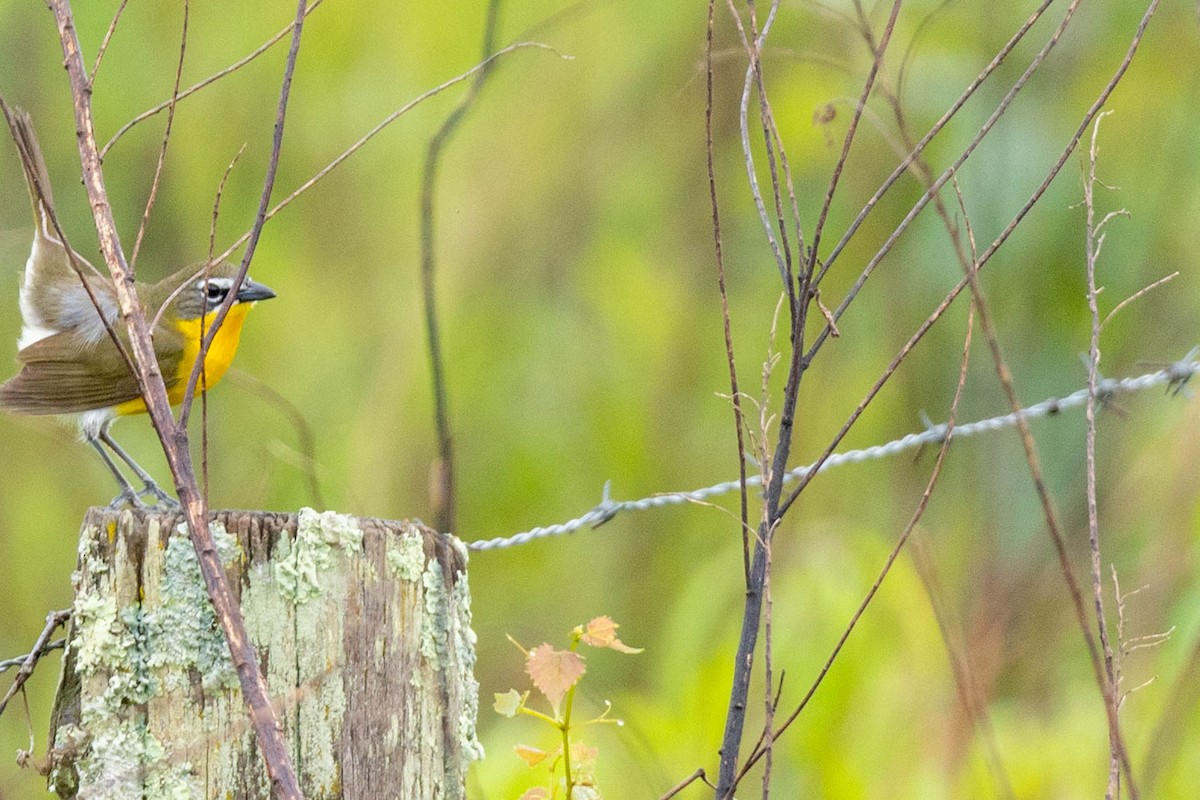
1,1,1199,797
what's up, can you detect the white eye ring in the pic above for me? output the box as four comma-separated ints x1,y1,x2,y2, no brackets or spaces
194,277,235,291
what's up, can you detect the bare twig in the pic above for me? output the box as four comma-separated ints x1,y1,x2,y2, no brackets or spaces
0,639,66,674
780,0,1160,522
1102,271,1177,329
806,0,1084,362
100,0,325,158
759,527,774,800
660,768,714,799
178,0,308,428
1083,111,1121,799
129,0,189,272
805,0,903,284
0,610,70,718
809,0,1055,292
707,0,751,584
45,1,306,795
88,0,130,87
714,4,903,795
211,40,563,268
733,297,976,793
420,0,503,533
732,0,797,312
738,6,1160,789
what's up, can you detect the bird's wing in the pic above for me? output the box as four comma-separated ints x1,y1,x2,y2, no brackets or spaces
0,326,183,415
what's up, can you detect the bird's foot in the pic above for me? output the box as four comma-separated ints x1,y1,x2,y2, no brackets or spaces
107,487,149,510
106,483,179,510
138,481,180,509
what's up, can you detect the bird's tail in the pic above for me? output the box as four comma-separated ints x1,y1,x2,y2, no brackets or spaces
1,102,57,240
0,101,111,349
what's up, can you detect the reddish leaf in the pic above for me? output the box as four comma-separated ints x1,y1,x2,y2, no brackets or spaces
515,744,549,767
580,616,643,654
526,643,586,710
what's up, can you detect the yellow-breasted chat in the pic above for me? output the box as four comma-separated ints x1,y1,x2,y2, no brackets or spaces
0,107,275,506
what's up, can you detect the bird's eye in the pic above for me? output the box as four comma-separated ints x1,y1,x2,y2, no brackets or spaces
205,284,226,301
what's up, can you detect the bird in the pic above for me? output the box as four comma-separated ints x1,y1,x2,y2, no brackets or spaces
0,106,276,507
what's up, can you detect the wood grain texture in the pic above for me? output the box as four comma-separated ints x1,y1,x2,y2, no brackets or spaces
48,508,482,799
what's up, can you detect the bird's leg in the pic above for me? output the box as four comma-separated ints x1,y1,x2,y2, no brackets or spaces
87,436,146,509
98,429,179,508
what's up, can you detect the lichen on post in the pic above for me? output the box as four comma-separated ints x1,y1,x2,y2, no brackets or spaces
47,507,483,799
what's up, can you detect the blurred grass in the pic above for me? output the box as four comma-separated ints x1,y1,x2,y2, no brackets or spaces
1,0,1199,797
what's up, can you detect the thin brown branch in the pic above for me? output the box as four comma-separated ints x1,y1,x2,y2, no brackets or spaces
781,0,1160,520
210,145,247,261
732,0,798,311
776,6,1162,783
0,610,70,718
810,0,1057,292
420,0,503,533
760,528,774,800
45,1,306,796
178,0,309,428
880,23,1125,789
710,3,902,796
714,4,903,795
660,768,714,799
88,0,130,87
806,0,1083,361
0,639,66,674
129,0,189,272
211,40,562,267
707,0,752,584
734,299,976,792
805,0,903,284
100,0,325,158
1102,271,1177,329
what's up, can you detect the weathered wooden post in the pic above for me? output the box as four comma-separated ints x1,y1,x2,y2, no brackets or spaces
46,508,483,799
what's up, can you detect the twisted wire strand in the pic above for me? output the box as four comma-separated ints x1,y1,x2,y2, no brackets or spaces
467,356,1198,551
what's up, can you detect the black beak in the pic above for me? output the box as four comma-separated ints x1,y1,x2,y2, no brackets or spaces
237,279,276,303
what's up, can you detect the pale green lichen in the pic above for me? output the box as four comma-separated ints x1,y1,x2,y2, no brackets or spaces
71,717,194,800
449,565,485,767
72,593,127,679
420,559,450,666
417,543,485,773
59,522,199,798
386,530,427,582
59,512,482,797
143,522,241,692
275,508,364,603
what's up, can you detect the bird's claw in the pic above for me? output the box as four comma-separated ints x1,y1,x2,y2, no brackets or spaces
138,481,180,509
107,483,179,510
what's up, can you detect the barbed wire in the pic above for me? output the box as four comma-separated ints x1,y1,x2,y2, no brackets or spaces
467,353,1199,552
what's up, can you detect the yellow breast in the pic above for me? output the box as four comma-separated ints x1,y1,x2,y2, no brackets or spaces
112,303,254,416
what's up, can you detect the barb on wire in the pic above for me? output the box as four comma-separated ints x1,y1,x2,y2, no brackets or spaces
468,356,1200,551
